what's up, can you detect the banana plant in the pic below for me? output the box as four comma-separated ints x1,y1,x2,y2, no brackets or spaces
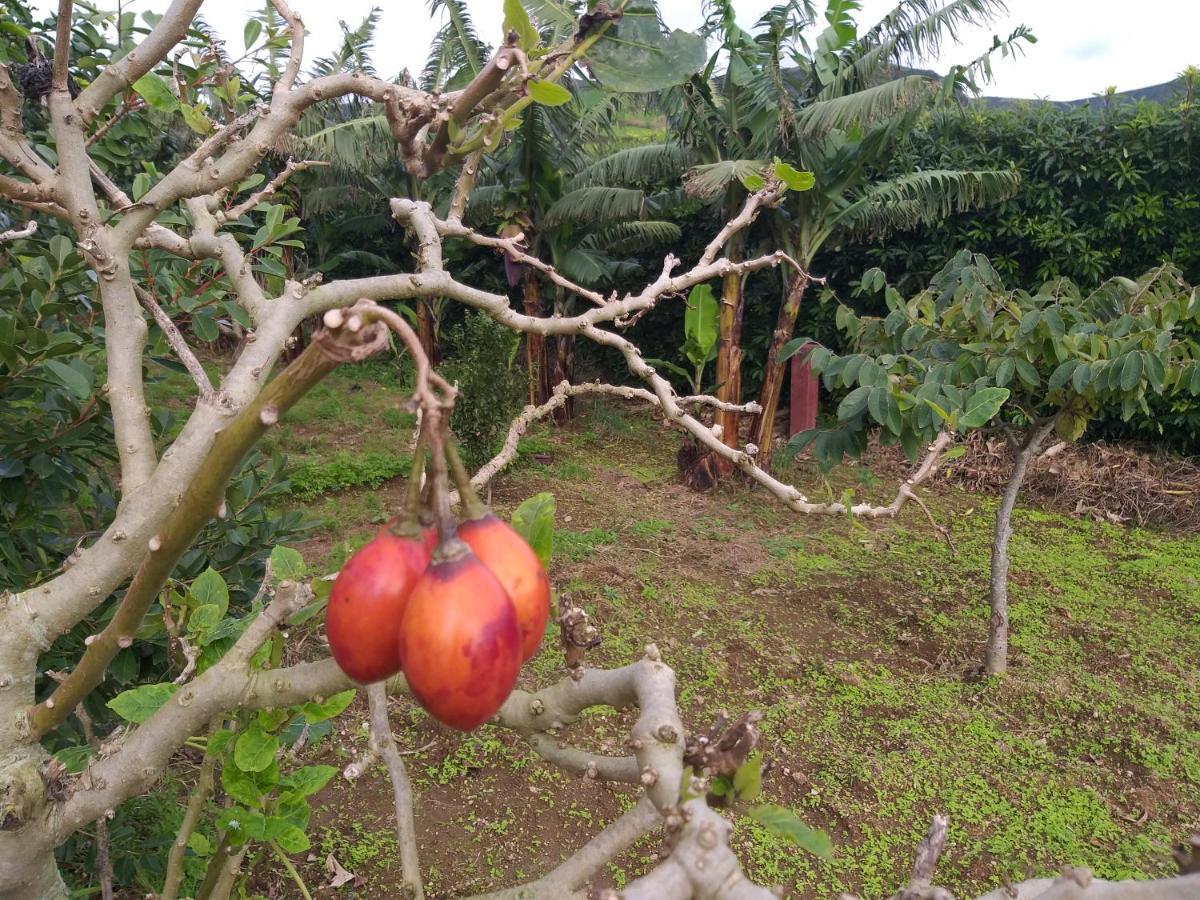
648,284,721,396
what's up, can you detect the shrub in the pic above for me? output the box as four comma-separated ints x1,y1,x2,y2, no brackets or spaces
440,311,528,470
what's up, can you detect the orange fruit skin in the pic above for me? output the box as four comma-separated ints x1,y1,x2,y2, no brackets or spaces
326,532,431,684
457,514,551,662
397,554,522,730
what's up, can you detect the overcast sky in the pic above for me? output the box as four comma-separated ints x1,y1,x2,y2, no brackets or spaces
65,1,1200,101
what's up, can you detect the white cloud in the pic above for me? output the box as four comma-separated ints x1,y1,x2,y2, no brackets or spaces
35,0,1200,102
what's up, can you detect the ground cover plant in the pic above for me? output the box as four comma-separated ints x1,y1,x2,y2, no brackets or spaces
0,0,1198,898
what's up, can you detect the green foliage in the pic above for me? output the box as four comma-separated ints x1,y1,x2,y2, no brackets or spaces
441,311,528,470
288,450,412,500
511,492,556,566
790,254,1200,467
820,87,1200,446
0,223,116,589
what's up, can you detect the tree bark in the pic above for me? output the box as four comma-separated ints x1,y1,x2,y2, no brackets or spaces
416,297,437,364
551,288,574,423
753,272,810,465
522,269,551,406
712,235,746,470
986,420,1056,675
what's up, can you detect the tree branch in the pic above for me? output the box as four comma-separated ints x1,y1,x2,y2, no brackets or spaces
29,335,353,736
74,0,207,124
52,0,74,94
0,219,37,242
366,684,424,900
133,284,214,399
220,157,326,222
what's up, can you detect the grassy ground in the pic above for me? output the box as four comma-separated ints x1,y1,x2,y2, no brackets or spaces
162,367,1199,898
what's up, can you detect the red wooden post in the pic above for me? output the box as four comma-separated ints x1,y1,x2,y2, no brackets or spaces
789,342,820,437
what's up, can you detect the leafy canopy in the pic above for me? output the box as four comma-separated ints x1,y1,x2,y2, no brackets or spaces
787,252,1200,466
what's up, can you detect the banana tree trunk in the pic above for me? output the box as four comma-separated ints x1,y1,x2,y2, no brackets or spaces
551,288,574,423
416,298,437,364
522,270,552,407
753,272,810,466
713,237,746,469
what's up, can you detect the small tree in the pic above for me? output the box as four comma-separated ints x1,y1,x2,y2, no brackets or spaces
790,251,1200,674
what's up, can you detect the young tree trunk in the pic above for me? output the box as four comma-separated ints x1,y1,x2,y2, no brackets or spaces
522,270,552,406
986,420,1056,675
753,272,810,466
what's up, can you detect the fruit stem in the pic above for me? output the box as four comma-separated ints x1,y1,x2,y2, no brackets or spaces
426,410,458,545
445,439,488,520
404,423,428,521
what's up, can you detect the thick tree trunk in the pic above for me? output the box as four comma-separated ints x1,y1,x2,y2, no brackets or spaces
986,421,1056,675
522,270,552,406
753,272,810,466
0,623,67,898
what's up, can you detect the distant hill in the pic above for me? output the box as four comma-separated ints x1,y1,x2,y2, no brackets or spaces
979,77,1185,109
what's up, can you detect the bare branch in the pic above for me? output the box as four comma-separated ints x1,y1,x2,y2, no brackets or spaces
0,219,37,242
366,684,424,900
268,0,305,98
160,724,218,900
52,0,74,94
454,380,760,504
134,284,214,399
221,157,326,221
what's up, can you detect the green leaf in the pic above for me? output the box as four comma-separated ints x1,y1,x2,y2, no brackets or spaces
503,0,540,50
189,567,229,618
1014,358,1040,389
511,493,556,567
42,359,92,400
772,159,815,192
778,338,817,365
107,683,179,723
49,234,73,265
187,603,222,641
1119,351,1144,392
527,80,571,106
281,765,337,798
209,729,236,756
221,766,264,807
683,284,719,364
273,825,311,854
243,18,262,49
132,72,179,112
941,445,968,462
732,752,763,801
54,745,92,774
836,385,871,421
748,805,832,859
739,171,766,192
234,724,279,773
585,4,707,93
994,357,1015,388
179,102,213,135
1072,362,1093,393
270,545,306,582
867,386,889,426
958,387,1010,430
300,689,356,724
1048,360,1077,391
188,831,212,856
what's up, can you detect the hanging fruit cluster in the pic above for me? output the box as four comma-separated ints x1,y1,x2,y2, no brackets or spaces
325,357,550,731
